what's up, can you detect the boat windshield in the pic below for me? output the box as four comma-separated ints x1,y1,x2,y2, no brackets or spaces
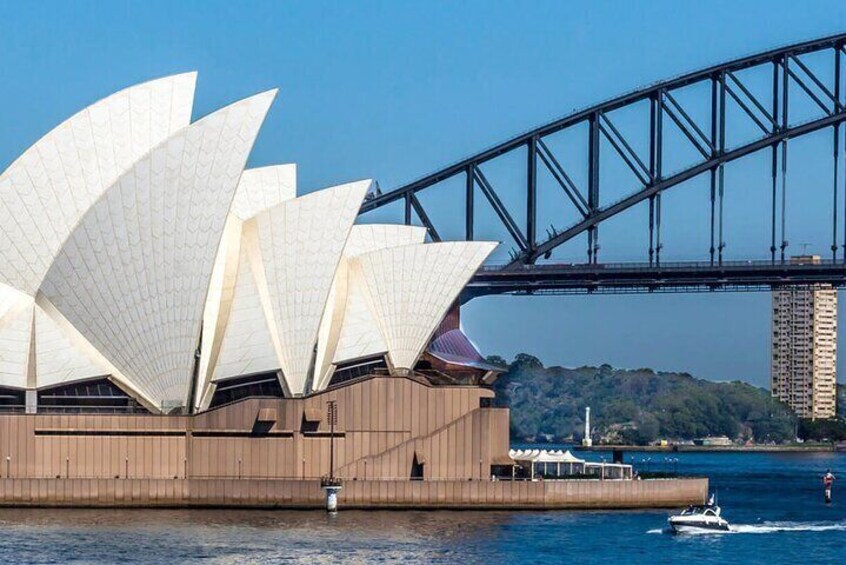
680,505,718,516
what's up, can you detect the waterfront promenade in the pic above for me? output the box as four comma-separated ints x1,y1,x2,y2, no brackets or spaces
0,378,705,510
577,444,837,453
0,477,706,509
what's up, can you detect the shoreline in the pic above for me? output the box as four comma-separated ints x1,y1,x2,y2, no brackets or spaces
574,444,836,453
0,477,707,510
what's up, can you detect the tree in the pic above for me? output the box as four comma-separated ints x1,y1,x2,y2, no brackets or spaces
491,354,798,444
485,355,508,368
512,353,543,370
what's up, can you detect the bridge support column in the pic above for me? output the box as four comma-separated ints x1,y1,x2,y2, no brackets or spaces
527,137,537,253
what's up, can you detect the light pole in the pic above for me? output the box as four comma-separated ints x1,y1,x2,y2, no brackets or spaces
327,400,337,481
322,400,342,512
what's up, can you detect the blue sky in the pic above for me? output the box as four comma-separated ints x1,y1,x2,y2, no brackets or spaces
2,1,846,387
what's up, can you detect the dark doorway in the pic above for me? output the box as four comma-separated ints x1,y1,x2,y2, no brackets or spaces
410,453,425,480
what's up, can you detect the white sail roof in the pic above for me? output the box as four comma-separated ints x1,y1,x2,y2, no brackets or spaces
0,295,34,389
314,224,429,389
0,285,125,393
0,73,197,296
354,241,497,370
34,294,156,408
342,224,428,258
211,231,280,383
330,266,387,363
0,74,500,413
38,90,276,409
196,217,242,405
33,306,110,389
196,164,299,408
251,180,370,395
0,284,29,320
312,263,349,392
230,164,297,220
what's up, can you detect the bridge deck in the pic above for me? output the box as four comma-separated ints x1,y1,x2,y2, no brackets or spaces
465,260,846,297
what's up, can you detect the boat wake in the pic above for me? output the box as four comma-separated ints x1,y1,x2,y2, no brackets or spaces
731,521,846,534
648,521,846,535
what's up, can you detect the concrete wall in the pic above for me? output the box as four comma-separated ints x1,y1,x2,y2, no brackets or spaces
0,477,707,509
0,376,505,482
0,376,708,509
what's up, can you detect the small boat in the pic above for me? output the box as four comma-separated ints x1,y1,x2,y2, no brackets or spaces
668,495,731,534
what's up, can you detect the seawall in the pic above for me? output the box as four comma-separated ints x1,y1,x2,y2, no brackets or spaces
577,444,835,453
0,378,707,509
0,477,707,509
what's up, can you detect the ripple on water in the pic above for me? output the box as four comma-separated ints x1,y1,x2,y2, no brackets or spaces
0,452,844,564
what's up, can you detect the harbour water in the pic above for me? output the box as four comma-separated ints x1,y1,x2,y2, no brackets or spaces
0,450,843,564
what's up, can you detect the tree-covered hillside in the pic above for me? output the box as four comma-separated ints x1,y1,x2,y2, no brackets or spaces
488,354,797,444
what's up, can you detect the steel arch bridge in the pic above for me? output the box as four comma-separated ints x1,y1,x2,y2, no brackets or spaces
360,33,846,298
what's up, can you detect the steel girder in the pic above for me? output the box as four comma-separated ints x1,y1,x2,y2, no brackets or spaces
463,259,846,299
360,33,846,275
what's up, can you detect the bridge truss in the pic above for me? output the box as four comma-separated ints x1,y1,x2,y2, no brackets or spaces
360,33,846,297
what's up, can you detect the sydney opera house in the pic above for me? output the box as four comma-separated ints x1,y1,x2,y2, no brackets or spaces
0,74,705,508
0,72,519,504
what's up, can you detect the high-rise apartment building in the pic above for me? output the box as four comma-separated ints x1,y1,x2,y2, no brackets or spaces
771,256,838,420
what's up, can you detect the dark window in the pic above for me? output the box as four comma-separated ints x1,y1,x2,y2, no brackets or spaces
38,378,148,414
415,359,433,371
328,356,387,388
0,387,25,413
209,372,284,408
300,416,320,433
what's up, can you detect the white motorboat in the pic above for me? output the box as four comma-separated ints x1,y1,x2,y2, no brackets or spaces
668,496,731,534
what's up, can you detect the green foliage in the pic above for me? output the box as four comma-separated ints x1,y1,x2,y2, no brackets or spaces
492,355,797,444
485,355,508,369
798,418,846,442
